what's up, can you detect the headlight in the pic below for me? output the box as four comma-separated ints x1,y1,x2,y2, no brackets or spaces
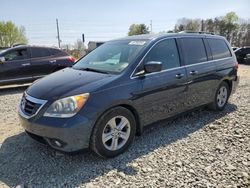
44,93,89,118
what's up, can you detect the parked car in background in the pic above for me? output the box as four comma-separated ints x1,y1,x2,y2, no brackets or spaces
244,54,250,64
0,45,76,86
234,46,250,64
19,33,238,158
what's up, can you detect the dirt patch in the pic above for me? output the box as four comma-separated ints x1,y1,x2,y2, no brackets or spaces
238,64,250,77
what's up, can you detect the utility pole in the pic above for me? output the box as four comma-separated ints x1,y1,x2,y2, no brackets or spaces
150,20,153,33
201,19,204,32
56,18,61,48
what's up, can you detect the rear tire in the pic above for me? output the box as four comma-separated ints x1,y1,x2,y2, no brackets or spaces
209,81,230,111
90,107,136,158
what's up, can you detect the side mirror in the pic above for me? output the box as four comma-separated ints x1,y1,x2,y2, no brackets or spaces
144,61,162,73
0,57,5,63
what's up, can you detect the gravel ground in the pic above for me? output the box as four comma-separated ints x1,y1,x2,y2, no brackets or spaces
0,65,249,188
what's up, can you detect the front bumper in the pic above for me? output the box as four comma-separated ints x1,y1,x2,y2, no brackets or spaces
19,114,93,152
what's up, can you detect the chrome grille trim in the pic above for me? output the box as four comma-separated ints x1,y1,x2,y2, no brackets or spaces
19,92,47,119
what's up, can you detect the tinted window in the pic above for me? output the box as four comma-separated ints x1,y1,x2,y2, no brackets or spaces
208,39,231,59
235,48,250,56
245,48,250,54
50,48,67,56
31,47,51,58
4,48,28,61
144,39,180,70
182,38,207,65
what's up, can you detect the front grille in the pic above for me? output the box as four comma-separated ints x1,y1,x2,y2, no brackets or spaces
20,93,47,118
21,97,42,116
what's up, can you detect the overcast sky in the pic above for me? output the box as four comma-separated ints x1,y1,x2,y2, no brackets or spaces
1,0,250,47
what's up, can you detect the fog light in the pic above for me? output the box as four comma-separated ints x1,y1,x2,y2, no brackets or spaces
54,140,62,147
49,138,65,148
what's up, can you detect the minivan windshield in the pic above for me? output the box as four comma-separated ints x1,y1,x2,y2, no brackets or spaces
73,41,147,74
0,49,8,55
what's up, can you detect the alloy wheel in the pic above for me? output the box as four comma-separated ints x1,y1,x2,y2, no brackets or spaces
217,86,228,108
102,116,131,151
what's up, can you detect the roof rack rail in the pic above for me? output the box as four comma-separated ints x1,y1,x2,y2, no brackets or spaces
178,31,215,35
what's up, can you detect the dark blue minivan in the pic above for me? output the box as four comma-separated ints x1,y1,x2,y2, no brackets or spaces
19,33,239,158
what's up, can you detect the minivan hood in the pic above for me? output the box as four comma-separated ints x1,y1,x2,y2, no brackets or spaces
26,68,114,100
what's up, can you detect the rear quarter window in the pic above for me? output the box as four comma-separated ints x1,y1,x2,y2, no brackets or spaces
181,38,207,65
207,39,232,60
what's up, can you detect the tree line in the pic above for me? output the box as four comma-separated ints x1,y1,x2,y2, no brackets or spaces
128,12,250,47
0,21,27,47
0,12,249,49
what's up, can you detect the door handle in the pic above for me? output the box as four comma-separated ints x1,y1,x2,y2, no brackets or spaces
190,70,198,75
176,73,184,79
22,63,31,66
49,60,57,63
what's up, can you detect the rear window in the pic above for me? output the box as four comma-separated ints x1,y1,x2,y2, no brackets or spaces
182,38,207,65
207,39,231,60
31,47,51,58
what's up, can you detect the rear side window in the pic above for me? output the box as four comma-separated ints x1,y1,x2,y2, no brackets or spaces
144,39,180,70
208,39,231,60
182,38,207,65
31,47,51,58
50,48,68,56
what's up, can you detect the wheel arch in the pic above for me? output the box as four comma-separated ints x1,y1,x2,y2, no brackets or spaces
90,102,143,144
119,104,143,136
221,79,233,95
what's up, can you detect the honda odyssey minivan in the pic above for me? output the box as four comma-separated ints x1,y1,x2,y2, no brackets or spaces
19,33,239,158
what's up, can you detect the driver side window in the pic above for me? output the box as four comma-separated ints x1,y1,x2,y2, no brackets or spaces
4,49,28,61
144,39,180,71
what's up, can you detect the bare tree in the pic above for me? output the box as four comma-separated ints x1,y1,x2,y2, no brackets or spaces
172,12,249,46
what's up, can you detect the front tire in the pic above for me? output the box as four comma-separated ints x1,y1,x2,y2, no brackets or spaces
90,107,136,158
209,81,230,111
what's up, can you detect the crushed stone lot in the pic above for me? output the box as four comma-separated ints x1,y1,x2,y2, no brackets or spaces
0,65,250,188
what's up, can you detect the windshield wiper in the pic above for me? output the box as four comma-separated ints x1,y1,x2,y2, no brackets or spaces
79,67,110,74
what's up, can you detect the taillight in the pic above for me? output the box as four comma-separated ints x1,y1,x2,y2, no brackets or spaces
235,62,239,70
68,56,76,63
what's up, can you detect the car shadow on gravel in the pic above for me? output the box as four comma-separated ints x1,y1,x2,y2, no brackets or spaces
0,103,237,187
0,85,28,96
